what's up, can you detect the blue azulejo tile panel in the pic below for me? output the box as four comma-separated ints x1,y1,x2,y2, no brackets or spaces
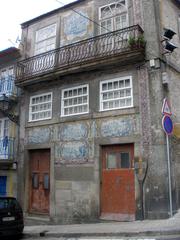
27,127,51,144
101,118,136,137
61,142,88,161
60,123,88,141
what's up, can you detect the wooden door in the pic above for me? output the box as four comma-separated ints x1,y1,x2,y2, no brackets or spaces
29,149,50,214
100,144,135,221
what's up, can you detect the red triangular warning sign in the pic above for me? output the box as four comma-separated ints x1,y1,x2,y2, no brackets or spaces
162,98,172,115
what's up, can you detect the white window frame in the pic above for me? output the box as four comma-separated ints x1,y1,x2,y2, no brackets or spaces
61,84,89,117
99,0,128,34
35,23,57,55
29,92,52,122
99,76,133,112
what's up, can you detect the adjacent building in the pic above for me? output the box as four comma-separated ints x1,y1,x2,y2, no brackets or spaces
0,47,20,197
15,0,180,223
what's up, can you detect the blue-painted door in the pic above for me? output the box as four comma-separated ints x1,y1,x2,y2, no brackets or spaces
0,176,7,196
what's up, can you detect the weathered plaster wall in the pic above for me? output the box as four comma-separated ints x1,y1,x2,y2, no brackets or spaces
160,0,180,67
21,0,94,58
18,0,180,222
160,0,180,210
61,2,94,46
25,113,140,223
21,64,142,222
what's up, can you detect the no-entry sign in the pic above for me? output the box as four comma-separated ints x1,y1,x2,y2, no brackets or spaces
162,115,173,135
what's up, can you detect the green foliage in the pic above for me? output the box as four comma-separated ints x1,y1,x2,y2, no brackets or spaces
128,35,146,48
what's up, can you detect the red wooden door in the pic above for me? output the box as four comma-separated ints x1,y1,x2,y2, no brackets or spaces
100,144,135,221
29,149,50,214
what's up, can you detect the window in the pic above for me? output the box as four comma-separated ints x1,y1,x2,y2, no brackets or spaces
29,93,52,121
0,118,9,159
0,118,9,138
61,85,89,117
35,24,56,55
100,76,133,111
99,0,128,34
106,151,131,169
0,67,14,96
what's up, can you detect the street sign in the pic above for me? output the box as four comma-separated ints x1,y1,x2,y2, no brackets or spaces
162,115,173,135
162,98,172,115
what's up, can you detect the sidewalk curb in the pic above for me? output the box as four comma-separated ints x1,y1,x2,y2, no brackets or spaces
23,229,180,238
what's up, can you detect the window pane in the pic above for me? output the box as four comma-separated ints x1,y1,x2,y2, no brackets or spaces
102,83,107,91
125,79,130,87
103,102,109,109
126,89,131,96
121,152,130,168
126,98,132,106
44,174,49,190
106,153,117,169
32,173,39,189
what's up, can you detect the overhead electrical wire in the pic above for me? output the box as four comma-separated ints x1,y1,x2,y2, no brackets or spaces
55,0,172,70
55,0,112,33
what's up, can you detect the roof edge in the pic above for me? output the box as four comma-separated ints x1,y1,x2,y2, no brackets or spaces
21,0,87,28
0,47,20,59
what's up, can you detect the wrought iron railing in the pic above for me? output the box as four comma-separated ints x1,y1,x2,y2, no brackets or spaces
0,76,18,97
16,25,144,82
0,137,14,160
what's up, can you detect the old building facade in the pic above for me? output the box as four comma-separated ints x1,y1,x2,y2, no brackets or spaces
15,0,180,223
0,47,20,197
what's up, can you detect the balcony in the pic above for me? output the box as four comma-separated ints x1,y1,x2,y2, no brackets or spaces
16,25,145,86
0,76,18,98
0,76,19,124
0,137,14,165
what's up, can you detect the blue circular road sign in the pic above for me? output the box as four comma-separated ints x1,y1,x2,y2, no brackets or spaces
162,115,173,135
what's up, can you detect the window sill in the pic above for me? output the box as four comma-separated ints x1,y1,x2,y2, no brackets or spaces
25,106,139,128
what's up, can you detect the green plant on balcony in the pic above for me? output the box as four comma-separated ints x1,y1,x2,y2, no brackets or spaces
128,35,146,49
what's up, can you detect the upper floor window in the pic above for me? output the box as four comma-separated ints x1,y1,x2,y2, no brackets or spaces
99,0,128,34
35,24,57,55
100,76,133,111
29,92,52,122
0,118,10,159
0,118,9,138
0,67,15,96
61,84,89,117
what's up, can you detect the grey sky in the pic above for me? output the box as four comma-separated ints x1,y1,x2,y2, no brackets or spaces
0,0,75,51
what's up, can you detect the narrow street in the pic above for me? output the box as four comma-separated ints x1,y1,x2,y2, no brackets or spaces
3,236,180,240
2,235,180,240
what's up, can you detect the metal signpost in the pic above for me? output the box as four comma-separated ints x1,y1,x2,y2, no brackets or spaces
162,98,173,217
